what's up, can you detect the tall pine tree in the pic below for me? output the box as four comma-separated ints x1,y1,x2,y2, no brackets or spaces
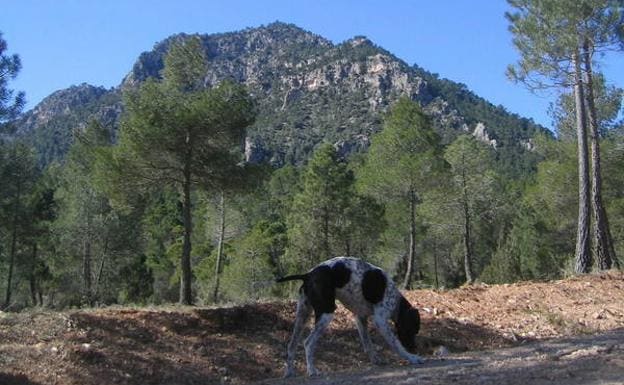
113,36,255,304
506,0,623,273
358,97,444,288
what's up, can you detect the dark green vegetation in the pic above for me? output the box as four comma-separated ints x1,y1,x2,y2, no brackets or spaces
1,16,622,308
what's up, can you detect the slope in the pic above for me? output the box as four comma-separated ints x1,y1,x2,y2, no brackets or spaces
1,271,622,384
14,22,549,175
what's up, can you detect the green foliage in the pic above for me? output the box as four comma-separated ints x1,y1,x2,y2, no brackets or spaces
602,134,624,266
0,141,39,307
162,36,208,92
482,136,578,283
359,97,443,198
115,35,256,304
507,0,623,90
444,135,501,282
482,207,561,283
140,188,181,303
117,78,255,190
21,86,120,167
287,144,385,271
358,97,445,283
215,220,288,302
48,121,148,306
413,65,546,177
0,32,25,128
551,74,624,140
3,21,624,309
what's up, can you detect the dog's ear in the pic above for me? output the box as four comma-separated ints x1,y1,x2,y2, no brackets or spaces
396,297,420,352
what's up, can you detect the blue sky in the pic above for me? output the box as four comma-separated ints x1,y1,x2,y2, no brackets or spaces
2,0,623,130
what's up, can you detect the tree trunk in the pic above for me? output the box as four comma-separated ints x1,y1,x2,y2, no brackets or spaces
402,189,417,289
180,165,193,305
433,238,439,290
30,243,38,306
461,162,474,284
462,198,474,284
4,176,21,309
83,239,92,305
572,50,592,274
213,191,226,303
93,237,109,299
82,196,94,306
582,40,616,271
322,205,330,261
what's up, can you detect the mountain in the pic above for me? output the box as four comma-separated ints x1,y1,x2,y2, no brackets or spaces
14,22,548,174
15,83,121,166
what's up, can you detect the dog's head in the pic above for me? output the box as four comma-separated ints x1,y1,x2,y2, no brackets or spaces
395,296,420,352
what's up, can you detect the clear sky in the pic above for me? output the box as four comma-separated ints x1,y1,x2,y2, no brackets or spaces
2,0,623,130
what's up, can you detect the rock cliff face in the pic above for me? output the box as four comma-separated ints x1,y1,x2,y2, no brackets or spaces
15,84,121,165
17,84,119,134
14,22,546,172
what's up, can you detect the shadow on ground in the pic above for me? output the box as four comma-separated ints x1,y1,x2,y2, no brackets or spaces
0,373,43,385
59,303,519,384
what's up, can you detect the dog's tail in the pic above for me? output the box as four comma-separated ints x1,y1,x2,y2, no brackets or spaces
275,273,308,283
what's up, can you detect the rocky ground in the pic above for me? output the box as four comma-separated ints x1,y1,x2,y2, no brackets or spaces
1,271,623,385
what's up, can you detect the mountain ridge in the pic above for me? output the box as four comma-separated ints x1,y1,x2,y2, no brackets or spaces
14,21,548,173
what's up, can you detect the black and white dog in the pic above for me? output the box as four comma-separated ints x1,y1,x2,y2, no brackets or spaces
277,257,424,377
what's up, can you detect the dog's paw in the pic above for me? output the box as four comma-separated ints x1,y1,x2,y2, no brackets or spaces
306,367,320,377
283,367,296,378
408,355,425,365
370,354,386,366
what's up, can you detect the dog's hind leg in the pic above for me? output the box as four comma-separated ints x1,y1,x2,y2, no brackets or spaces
285,294,312,378
303,312,334,376
355,316,383,365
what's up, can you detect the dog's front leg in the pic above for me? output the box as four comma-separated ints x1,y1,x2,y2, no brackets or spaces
304,312,334,376
372,313,424,365
354,316,383,365
285,295,312,377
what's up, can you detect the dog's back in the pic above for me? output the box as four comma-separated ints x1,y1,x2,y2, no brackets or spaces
277,257,404,319
317,257,399,316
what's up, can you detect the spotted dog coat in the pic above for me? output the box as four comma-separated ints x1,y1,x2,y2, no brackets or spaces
277,257,423,377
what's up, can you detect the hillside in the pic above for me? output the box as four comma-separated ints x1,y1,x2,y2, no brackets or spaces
1,271,623,385
14,22,547,175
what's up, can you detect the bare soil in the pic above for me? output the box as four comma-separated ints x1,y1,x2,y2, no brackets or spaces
1,271,623,385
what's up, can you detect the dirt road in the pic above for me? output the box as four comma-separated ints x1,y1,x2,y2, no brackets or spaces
262,329,624,385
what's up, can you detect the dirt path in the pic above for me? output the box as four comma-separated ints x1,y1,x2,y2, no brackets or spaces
262,329,624,385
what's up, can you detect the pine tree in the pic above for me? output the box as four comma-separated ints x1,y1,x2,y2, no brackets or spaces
286,144,384,271
52,121,113,305
114,36,255,304
444,135,498,283
358,97,444,288
0,32,24,130
287,144,355,266
576,3,623,270
506,0,623,273
1,142,37,308
551,74,624,270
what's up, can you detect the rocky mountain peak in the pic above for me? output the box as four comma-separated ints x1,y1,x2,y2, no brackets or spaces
16,84,117,135
14,23,547,174
347,36,374,47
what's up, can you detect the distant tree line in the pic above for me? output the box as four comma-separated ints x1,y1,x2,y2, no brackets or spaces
0,2,623,309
